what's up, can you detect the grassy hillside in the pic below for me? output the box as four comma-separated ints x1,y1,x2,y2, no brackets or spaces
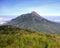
0,26,60,48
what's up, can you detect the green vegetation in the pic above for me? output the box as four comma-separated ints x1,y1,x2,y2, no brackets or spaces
0,25,60,48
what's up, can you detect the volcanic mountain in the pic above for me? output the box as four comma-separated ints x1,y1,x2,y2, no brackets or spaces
7,11,60,34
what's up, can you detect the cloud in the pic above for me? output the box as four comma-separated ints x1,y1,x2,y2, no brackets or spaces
54,20,60,22
0,18,12,25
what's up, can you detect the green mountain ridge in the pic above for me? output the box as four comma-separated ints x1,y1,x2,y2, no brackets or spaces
0,25,60,48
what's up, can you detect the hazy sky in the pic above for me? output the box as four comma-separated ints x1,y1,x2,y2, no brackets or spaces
0,0,60,16
0,0,60,24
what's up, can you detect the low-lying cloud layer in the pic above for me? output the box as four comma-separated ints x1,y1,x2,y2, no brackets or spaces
0,18,12,25
54,20,60,22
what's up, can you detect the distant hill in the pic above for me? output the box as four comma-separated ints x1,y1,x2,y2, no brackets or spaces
0,25,60,48
6,11,60,34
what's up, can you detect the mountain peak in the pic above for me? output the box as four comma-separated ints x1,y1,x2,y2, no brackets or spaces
31,11,37,14
30,11,40,17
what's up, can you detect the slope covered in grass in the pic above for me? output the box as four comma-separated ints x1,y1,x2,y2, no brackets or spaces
0,25,60,48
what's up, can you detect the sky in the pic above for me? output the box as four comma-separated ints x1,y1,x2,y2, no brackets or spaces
0,0,60,24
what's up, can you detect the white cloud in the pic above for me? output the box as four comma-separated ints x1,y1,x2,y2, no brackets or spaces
0,18,12,25
54,20,60,22
0,21,6,25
